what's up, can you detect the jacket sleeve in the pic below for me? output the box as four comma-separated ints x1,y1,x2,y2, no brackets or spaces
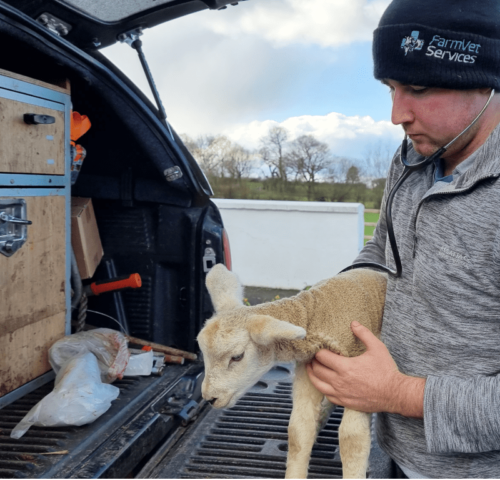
424,375,500,453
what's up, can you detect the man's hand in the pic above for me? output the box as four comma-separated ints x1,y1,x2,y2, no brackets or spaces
306,321,425,418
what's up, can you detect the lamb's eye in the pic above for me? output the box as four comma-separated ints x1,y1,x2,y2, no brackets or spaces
231,353,244,362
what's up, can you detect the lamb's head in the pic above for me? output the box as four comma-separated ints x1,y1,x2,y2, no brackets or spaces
197,264,306,409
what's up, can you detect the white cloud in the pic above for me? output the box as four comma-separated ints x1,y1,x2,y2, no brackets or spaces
103,1,394,156
224,111,403,159
207,0,391,47
103,16,313,136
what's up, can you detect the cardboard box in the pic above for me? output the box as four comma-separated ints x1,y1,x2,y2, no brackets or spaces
71,197,103,279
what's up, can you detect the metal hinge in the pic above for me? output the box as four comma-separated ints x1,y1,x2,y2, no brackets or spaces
117,27,143,46
36,13,71,36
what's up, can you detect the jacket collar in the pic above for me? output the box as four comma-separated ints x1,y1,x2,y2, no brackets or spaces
406,121,500,194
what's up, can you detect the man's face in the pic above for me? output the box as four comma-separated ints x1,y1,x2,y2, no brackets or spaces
384,79,491,158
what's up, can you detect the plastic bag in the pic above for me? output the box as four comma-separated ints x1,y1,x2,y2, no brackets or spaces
123,350,153,376
49,328,129,383
10,352,119,439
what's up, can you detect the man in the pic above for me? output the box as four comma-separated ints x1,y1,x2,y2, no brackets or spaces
307,1,500,478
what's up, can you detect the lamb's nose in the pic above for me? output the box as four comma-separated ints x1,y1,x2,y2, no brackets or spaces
207,398,217,405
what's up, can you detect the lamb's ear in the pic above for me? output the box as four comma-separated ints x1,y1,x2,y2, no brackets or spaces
206,263,244,312
247,315,306,346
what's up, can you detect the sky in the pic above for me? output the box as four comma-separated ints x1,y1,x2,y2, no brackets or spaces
103,0,404,166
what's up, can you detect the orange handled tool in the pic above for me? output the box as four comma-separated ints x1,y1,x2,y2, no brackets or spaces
84,274,142,296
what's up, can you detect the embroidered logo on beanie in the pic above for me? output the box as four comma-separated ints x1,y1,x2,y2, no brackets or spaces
401,31,424,56
426,35,480,64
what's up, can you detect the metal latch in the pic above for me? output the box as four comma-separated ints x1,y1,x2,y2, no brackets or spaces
0,200,32,257
203,247,216,272
161,398,204,426
176,400,200,426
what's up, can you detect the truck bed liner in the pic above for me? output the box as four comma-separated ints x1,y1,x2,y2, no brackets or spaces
0,362,204,479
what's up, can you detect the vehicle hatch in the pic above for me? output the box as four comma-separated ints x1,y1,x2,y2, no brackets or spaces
1,0,246,49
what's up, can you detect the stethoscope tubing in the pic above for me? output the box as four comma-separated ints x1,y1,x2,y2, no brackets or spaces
341,88,496,278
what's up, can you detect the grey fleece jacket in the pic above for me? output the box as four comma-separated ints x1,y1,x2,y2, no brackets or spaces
355,124,500,478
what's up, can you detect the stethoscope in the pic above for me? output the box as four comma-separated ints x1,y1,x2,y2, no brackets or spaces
342,88,496,278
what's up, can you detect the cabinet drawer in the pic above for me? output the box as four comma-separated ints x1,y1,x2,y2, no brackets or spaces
0,95,65,175
0,194,67,397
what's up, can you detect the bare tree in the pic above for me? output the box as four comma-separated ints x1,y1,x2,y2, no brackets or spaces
288,135,331,199
226,145,254,180
364,141,394,180
259,126,290,181
181,134,232,178
180,133,198,154
208,135,233,178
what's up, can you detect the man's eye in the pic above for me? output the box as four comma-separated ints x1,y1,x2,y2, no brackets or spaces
410,86,428,95
231,353,244,362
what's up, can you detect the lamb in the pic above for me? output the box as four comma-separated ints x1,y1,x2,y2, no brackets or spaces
197,264,387,479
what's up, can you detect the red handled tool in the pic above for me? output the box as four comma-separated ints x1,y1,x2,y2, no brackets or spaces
84,274,142,296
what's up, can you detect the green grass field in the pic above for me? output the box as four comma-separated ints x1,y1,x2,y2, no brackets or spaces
364,211,380,245
209,177,384,208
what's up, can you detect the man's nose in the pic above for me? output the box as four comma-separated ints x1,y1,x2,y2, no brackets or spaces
391,90,415,126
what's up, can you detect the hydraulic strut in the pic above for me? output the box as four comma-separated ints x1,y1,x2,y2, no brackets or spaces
118,28,176,142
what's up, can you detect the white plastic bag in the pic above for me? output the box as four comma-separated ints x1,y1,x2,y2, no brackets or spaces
10,352,119,439
49,328,129,383
123,350,154,376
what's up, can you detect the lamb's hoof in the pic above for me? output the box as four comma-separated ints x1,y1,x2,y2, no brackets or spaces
343,470,366,479
285,468,308,479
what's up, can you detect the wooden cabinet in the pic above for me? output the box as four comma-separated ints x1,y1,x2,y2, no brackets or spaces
0,70,71,406
0,96,65,175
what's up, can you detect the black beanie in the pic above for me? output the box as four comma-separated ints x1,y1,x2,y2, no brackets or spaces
373,0,500,90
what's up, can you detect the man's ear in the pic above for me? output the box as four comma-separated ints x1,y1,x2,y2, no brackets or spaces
206,263,243,312
247,315,306,346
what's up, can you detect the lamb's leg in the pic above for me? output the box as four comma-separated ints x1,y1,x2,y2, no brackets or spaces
286,362,328,479
338,408,371,479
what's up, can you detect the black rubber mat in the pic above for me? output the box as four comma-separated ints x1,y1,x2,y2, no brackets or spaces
152,364,344,479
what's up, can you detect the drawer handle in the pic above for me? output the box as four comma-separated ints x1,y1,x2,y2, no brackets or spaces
23,113,56,125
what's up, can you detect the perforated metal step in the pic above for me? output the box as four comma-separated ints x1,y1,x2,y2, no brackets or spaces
151,365,344,479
